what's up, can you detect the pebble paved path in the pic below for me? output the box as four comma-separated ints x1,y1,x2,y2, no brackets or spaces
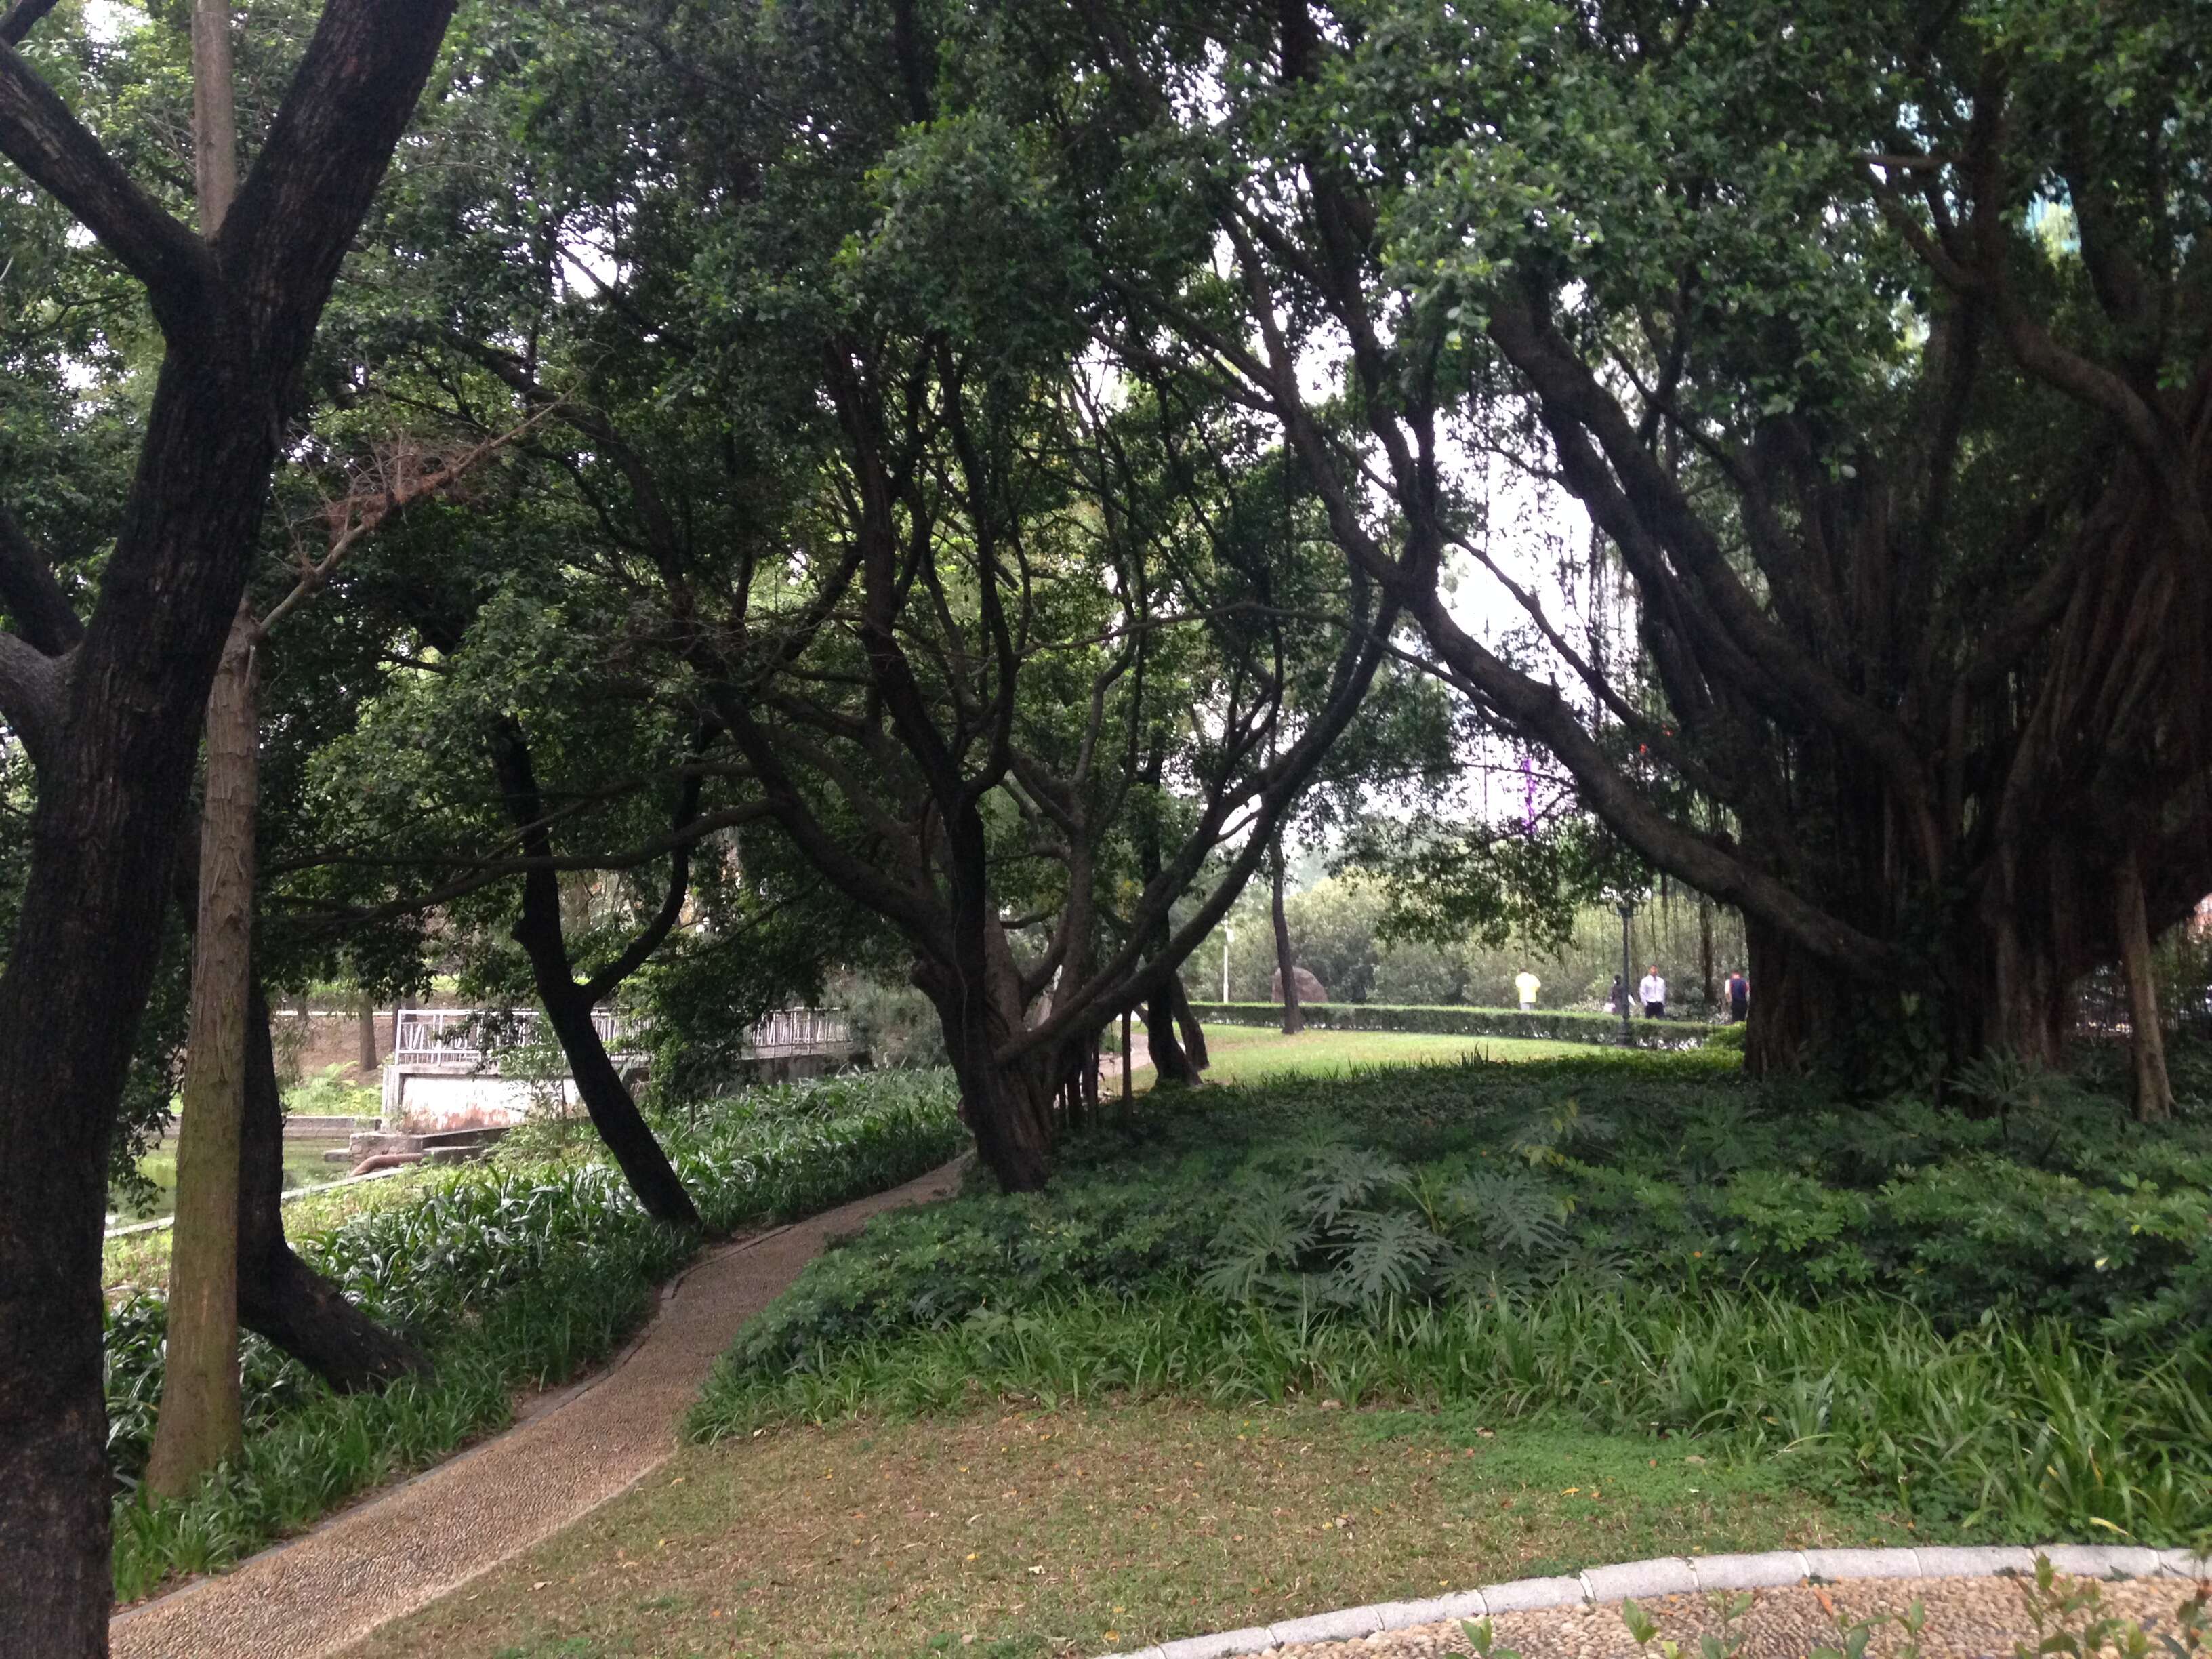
108,1158,968,1659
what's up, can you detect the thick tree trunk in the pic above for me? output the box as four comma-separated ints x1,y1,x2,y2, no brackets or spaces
357,995,377,1076
1170,974,1209,1071
1271,841,1304,1037
1145,987,1200,1087
1698,896,1716,1012
238,983,427,1389
146,608,258,1498
1743,918,1822,1078
0,7,460,1641
2114,850,2175,1124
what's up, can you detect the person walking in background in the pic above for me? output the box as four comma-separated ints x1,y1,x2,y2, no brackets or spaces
1727,969,1749,1023
1607,974,1626,1015
1639,964,1667,1018
1515,969,1541,1010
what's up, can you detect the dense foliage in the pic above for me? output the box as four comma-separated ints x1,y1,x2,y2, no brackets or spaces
694,1052,2212,1541
103,1070,964,1599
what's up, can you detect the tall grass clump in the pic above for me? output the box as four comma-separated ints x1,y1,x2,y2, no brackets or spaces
692,1283,2212,1547
106,1067,966,1601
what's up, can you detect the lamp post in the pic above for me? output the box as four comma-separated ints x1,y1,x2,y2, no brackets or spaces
1616,898,1636,1046
1223,926,1234,1004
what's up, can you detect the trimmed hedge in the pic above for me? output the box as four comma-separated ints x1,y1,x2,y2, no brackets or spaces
1187,999,1714,1050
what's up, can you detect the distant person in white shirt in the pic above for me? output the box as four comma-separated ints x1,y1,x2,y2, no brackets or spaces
1515,970,1540,1010
1639,966,1666,1018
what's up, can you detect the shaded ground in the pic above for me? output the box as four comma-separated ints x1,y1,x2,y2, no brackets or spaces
343,1404,1899,1659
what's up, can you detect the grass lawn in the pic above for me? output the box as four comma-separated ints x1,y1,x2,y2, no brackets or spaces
346,1399,1899,1659
1131,1023,1650,1087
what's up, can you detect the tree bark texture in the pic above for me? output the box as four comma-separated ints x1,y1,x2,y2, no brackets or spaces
145,609,258,1498
1170,975,1208,1072
2115,851,2175,1124
1271,840,1304,1037
0,4,459,1643
238,983,427,1390
491,722,701,1229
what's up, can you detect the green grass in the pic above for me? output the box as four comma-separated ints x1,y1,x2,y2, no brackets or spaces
344,1398,1896,1659
693,1285,2212,1544
1134,1023,1684,1087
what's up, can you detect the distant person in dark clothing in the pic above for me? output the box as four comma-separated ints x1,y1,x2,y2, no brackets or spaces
1727,970,1749,1023
1607,975,1626,1015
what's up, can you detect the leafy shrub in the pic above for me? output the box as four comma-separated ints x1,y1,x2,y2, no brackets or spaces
689,1052,2212,1549
694,1282,2212,1545
279,1063,383,1120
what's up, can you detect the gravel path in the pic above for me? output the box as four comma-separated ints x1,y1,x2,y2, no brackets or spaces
1268,1572,2205,1659
107,1158,968,1659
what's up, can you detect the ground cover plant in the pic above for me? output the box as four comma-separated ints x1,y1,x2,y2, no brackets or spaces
346,1399,1898,1659
695,1051,2212,1549
104,1069,966,1602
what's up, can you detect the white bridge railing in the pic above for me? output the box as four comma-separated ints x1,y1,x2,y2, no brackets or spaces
392,1006,850,1068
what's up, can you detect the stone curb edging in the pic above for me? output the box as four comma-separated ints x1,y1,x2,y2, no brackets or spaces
1099,1546,2212,1659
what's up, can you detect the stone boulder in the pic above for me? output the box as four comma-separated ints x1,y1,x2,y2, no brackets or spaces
1270,965,1328,1004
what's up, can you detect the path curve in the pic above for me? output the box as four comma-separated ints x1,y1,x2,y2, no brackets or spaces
110,1158,968,1659
1104,1544,2212,1659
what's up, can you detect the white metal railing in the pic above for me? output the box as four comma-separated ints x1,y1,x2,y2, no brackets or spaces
390,1006,849,1067
746,1006,851,1055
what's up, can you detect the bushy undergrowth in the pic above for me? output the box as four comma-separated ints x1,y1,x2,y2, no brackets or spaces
106,1068,965,1601
695,1285,2212,1543
694,1051,2212,1544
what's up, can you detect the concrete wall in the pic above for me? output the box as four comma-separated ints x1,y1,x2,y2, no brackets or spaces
380,1069,577,1132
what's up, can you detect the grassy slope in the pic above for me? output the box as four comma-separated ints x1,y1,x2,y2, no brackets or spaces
347,1401,1895,1659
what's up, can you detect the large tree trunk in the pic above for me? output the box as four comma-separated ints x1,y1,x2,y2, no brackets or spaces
1170,974,1209,1071
919,946,1057,1191
357,994,378,1076
1743,917,1823,1078
0,7,460,1641
146,607,258,1498
1271,840,1304,1037
1144,985,1200,1087
238,983,427,1389
2114,849,2175,1124
1698,895,1716,1012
